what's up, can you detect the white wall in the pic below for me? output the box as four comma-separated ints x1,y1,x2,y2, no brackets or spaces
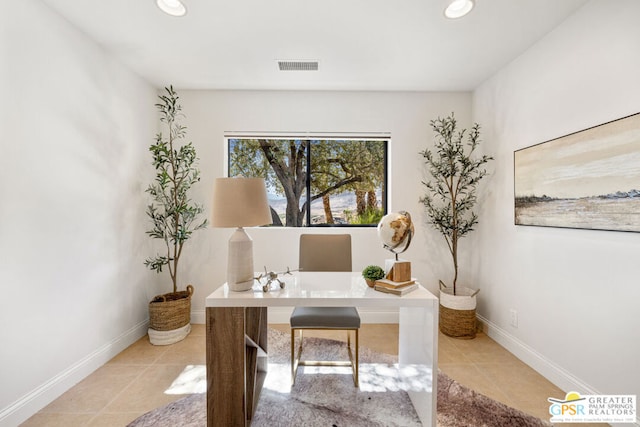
9,0,637,423
0,1,156,425
472,0,640,408
174,90,471,322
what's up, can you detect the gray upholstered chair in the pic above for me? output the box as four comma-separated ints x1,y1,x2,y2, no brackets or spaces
290,234,360,386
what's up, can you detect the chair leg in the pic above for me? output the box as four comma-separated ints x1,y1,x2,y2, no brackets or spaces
298,330,304,362
354,329,359,387
290,328,295,385
291,329,305,385
293,328,359,387
345,329,359,387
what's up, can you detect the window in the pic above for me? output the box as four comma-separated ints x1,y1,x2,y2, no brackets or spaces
227,136,388,227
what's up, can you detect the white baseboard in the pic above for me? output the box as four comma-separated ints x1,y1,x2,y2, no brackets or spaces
191,307,399,325
477,314,598,394
478,315,640,427
191,309,206,324
0,320,149,427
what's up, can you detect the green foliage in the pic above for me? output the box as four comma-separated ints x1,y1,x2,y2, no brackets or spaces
362,265,385,281
310,140,384,195
228,138,386,226
229,139,307,226
145,86,207,294
229,139,301,196
347,207,384,225
419,114,492,294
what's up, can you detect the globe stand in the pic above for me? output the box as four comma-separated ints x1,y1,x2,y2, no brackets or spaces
383,225,413,282
378,210,415,283
384,259,412,282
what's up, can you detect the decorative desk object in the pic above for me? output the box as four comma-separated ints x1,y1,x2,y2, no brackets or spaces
420,113,492,339
377,211,414,281
144,86,208,345
205,272,438,427
255,266,297,292
373,277,417,296
373,282,419,296
211,177,272,291
361,265,385,287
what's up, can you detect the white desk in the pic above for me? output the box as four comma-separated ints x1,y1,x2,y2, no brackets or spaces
205,272,438,426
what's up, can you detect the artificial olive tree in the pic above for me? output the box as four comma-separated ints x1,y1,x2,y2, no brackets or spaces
420,114,492,295
145,86,207,294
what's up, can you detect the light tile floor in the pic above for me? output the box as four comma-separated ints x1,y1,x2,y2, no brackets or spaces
21,324,607,426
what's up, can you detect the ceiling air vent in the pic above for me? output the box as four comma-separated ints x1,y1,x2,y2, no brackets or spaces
277,60,319,71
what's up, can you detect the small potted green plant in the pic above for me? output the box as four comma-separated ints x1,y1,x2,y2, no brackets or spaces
362,265,385,287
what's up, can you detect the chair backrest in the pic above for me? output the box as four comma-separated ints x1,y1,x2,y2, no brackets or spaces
299,234,352,272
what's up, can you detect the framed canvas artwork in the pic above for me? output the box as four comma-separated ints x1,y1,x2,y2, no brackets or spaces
514,112,640,233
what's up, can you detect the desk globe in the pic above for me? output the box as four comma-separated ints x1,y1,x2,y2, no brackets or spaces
377,211,414,259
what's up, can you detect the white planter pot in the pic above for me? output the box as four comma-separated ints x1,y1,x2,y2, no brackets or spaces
439,286,478,310
148,323,192,346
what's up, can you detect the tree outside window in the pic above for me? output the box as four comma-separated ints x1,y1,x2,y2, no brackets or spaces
228,138,387,227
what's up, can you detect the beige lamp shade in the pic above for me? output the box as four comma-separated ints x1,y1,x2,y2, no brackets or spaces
211,177,271,291
211,177,272,227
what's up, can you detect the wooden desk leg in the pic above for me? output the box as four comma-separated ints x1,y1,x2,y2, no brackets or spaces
244,307,267,420
206,307,246,427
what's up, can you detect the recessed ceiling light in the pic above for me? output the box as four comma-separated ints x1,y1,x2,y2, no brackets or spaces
444,0,475,19
156,0,187,17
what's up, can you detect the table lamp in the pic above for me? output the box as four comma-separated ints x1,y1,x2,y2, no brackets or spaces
211,177,272,291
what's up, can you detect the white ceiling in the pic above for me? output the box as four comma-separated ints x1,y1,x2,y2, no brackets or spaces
41,0,589,91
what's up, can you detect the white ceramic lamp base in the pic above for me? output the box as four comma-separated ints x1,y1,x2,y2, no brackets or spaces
227,227,255,292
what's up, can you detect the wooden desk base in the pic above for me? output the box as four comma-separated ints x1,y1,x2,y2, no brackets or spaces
206,307,267,427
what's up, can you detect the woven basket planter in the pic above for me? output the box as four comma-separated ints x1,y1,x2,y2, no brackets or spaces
149,284,193,332
439,281,479,339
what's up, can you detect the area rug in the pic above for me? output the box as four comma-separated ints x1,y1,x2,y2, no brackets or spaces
128,328,551,427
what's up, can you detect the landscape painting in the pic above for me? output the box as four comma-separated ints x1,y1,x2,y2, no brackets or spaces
514,113,640,232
